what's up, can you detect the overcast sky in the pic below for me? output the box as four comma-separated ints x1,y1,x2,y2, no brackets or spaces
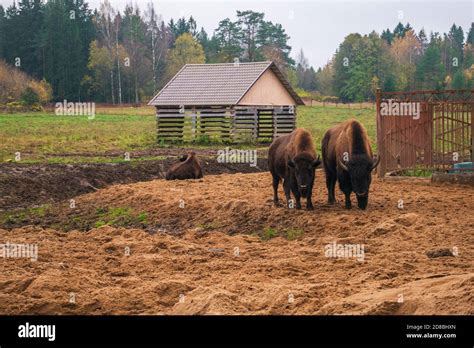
1,0,472,68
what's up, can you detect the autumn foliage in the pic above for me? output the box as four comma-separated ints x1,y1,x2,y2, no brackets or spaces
0,59,52,106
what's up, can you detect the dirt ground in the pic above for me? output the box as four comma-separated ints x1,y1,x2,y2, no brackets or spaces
0,171,473,314
0,154,268,211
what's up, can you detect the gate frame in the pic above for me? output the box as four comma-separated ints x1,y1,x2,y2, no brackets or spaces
376,88,474,177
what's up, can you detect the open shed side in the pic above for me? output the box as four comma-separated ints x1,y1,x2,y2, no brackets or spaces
149,61,304,143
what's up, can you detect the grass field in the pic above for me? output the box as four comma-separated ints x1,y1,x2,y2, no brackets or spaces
0,105,376,163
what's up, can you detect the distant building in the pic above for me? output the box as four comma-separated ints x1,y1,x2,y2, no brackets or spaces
148,61,304,142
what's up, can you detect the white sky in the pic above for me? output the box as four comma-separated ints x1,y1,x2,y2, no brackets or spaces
1,0,472,69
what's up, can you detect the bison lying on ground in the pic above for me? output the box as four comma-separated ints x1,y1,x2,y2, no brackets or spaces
268,128,321,210
165,152,203,180
321,119,380,210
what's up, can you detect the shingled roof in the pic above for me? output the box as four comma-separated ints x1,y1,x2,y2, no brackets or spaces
148,61,304,106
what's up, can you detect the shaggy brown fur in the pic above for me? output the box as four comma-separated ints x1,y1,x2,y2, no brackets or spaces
165,152,203,180
322,119,379,210
268,128,321,210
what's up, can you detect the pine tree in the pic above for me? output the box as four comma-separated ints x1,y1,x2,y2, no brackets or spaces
257,21,293,67
415,37,446,90
418,28,428,54
466,23,474,45
393,22,406,38
121,3,149,104
214,18,242,62
2,0,44,78
236,10,264,62
381,29,393,45
41,0,94,101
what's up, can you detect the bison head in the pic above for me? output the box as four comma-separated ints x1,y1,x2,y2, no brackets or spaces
338,154,380,209
179,151,196,162
288,153,321,198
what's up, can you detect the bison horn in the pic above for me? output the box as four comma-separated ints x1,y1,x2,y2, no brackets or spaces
312,155,321,168
338,158,349,171
371,155,381,171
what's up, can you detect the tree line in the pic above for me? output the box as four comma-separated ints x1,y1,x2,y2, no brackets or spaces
0,0,294,104
0,0,473,104
312,22,474,102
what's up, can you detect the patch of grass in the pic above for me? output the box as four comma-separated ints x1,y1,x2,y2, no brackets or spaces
399,168,433,177
0,205,50,226
0,105,376,163
194,134,211,145
0,112,156,162
297,104,376,153
285,228,305,241
94,207,148,228
261,227,278,240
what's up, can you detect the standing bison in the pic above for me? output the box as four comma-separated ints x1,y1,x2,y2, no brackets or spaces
321,119,380,210
165,151,203,180
268,128,321,210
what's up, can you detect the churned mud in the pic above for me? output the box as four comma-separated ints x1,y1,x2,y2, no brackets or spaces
0,171,472,314
0,155,268,211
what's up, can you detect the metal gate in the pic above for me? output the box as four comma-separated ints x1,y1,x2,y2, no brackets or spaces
376,89,473,177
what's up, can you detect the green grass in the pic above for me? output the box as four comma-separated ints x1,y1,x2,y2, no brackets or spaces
0,112,157,162
94,207,147,228
261,227,279,240
399,168,433,177
297,104,376,153
0,105,377,163
285,227,305,241
0,204,51,226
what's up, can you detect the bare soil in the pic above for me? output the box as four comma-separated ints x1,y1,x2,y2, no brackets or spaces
0,171,472,314
0,154,268,211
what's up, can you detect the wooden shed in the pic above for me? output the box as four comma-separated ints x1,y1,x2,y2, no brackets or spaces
148,61,304,143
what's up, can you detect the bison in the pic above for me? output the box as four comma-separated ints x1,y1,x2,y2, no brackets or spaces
165,151,203,180
268,128,321,210
321,119,380,210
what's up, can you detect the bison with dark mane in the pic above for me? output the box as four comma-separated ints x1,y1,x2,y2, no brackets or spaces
321,119,380,210
268,128,321,210
165,152,203,180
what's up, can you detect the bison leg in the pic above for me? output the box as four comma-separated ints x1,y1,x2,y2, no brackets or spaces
306,191,314,210
293,190,302,209
343,192,352,209
326,171,337,204
305,179,314,210
283,179,293,208
338,171,352,209
289,179,302,209
272,173,280,206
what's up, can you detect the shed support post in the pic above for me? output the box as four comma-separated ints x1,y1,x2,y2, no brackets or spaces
191,107,196,141
253,107,258,142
